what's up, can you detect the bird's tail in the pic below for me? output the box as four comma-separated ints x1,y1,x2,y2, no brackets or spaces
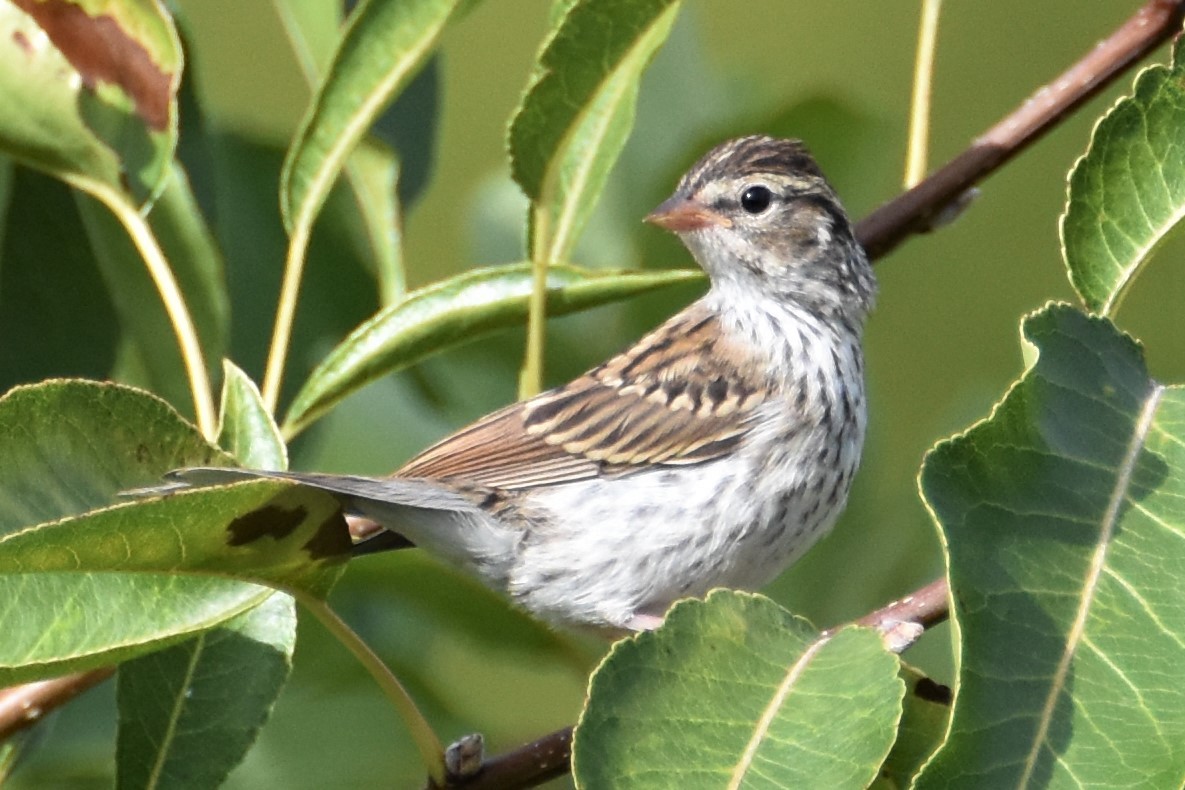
162,467,481,513
145,468,514,575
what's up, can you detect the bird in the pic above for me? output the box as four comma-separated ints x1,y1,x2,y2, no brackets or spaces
170,135,877,633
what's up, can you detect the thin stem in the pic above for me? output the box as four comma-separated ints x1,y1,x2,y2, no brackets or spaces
271,1,322,81
70,176,218,440
904,0,943,188
297,593,446,786
519,207,550,399
262,221,312,413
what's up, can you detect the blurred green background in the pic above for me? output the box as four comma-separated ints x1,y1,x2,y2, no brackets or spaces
5,1,1185,787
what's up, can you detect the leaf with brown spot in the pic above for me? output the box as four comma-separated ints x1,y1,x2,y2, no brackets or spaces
0,381,348,685
13,0,173,131
0,481,350,605
303,512,355,560
0,0,180,203
226,505,309,547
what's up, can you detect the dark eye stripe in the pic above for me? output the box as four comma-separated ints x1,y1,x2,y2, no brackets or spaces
787,192,849,230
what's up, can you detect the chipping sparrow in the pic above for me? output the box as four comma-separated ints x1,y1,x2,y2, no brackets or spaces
173,135,876,632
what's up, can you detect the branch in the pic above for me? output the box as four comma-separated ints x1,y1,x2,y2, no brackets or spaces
854,577,950,654
437,578,952,789
856,0,1185,259
0,668,114,741
433,728,573,790
856,576,950,633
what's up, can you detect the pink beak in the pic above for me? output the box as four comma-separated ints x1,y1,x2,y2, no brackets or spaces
645,196,731,231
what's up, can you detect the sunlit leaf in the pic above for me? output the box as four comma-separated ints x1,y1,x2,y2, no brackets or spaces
0,572,271,686
509,0,681,263
0,380,224,532
0,479,348,685
0,479,349,594
917,304,1185,787
574,591,903,788
273,1,407,302
0,380,346,684
219,360,286,470
1061,36,1185,315
280,0,461,235
282,262,702,436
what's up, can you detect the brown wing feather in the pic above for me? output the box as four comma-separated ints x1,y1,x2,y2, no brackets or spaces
394,400,599,488
396,305,769,490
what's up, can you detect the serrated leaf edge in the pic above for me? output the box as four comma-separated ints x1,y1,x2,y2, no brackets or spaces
1059,37,1185,316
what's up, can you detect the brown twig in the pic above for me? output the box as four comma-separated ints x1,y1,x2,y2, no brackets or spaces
435,728,574,790
1,0,1181,782
856,576,950,633
0,668,114,740
855,577,950,654
856,0,1185,259
440,578,950,789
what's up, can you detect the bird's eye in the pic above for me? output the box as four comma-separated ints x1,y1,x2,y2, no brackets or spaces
740,185,773,214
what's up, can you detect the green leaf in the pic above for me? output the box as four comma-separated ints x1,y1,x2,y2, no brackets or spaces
0,380,346,684
0,479,348,684
0,729,31,784
0,379,225,532
509,0,681,262
0,169,120,391
573,591,903,789
269,0,342,77
0,153,11,246
77,161,229,413
116,592,297,790
876,665,949,788
282,262,702,436
0,572,272,686
0,0,181,204
279,0,462,235
0,480,349,596
218,361,287,471
1061,36,1185,315
273,2,407,302
345,139,405,304
917,304,1185,787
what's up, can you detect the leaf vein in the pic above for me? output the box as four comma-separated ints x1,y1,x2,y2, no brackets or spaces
1016,382,1165,788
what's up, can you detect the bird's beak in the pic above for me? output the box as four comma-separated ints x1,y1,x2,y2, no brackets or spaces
645,196,731,231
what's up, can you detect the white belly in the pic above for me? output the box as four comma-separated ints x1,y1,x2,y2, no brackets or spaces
508,405,863,629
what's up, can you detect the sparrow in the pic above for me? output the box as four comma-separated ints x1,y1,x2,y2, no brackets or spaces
171,135,877,632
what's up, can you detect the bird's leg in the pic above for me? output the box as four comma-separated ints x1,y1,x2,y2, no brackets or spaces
624,612,666,631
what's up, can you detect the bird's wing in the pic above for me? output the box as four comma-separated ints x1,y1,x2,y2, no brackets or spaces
396,306,771,490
